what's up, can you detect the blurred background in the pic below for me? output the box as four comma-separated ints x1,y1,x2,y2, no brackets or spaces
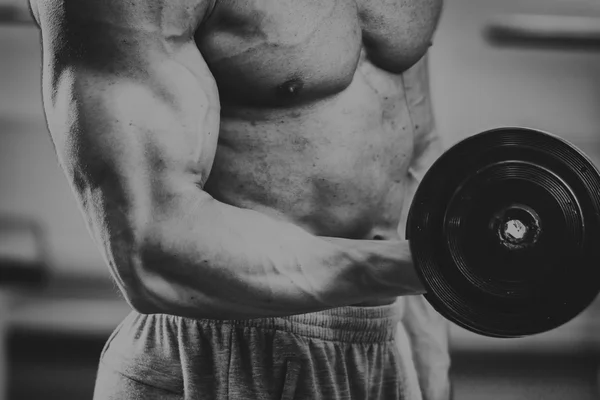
1,0,600,399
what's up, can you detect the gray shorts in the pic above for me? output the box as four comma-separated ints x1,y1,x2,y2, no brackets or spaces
93,300,425,399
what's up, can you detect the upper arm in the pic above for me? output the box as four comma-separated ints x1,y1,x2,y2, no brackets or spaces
401,55,451,399
405,53,443,181
399,54,442,237
33,0,220,302
35,0,221,195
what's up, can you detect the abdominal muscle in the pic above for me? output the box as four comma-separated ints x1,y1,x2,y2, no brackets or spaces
203,56,427,306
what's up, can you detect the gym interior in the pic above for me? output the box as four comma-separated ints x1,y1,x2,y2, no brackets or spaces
2,0,600,399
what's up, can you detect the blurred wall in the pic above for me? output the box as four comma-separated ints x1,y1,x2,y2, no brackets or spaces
430,0,600,152
1,0,600,281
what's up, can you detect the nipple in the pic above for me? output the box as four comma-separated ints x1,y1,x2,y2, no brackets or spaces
277,78,304,97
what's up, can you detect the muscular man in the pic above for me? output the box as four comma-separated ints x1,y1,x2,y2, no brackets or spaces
31,0,450,398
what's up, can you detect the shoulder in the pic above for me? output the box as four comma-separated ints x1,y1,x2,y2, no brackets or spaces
31,0,216,36
31,0,218,76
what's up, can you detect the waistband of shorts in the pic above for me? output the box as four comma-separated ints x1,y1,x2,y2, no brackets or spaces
198,299,404,343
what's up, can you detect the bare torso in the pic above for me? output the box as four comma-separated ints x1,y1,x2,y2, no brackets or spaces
31,2,450,389
30,0,442,310
199,0,442,244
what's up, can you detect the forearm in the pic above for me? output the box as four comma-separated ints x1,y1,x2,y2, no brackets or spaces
401,152,452,400
403,296,451,400
400,52,451,399
136,190,424,320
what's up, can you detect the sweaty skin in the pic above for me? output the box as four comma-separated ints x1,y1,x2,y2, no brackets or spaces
32,0,449,397
202,0,439,239
30,0,444,317
204,0,442,307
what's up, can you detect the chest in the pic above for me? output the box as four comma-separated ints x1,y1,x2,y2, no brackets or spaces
196,0,442,106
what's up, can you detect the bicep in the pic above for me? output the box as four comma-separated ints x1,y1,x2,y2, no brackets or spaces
35,0,220,297
44,55,220,219
71,62,220,185
405,53,444,181
399,54,443,236
37,0,221,185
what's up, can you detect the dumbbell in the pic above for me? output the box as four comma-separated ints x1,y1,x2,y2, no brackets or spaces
406,127,600,338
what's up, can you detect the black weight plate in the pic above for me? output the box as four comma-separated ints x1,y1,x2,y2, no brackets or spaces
406,127,600,338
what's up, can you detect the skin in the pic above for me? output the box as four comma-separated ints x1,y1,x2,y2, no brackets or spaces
31,0,450,398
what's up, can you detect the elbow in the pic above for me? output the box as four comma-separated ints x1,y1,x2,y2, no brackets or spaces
118,207,217,318
118,266,165,315
125,290,159,315
114,234,174,316
122,225,190,316
122,273,178,316
123,262,201,319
